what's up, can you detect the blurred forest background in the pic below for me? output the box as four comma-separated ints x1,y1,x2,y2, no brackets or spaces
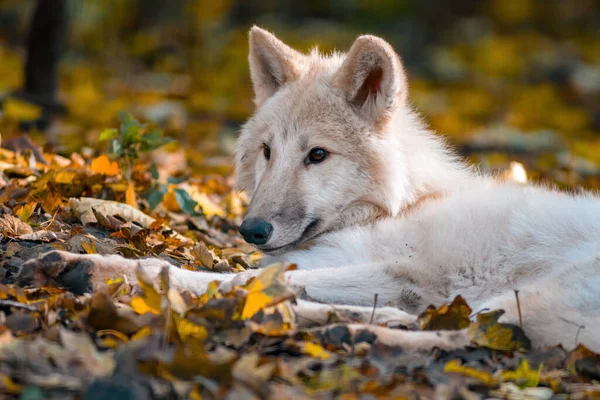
0,0,599,187
0,2,600,397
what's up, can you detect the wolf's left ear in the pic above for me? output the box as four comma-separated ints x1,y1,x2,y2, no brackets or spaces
334,35,407,126
249,26,303,107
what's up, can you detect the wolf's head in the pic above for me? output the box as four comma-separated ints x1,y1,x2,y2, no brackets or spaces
235,27,440,254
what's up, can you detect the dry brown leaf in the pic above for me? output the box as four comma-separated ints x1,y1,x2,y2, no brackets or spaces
192,241,214,268
69,197,191,243
0,215,33,237
418,295,472,330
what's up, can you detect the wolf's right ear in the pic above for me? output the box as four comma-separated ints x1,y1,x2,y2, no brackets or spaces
334,35,407,127
249,26,303,107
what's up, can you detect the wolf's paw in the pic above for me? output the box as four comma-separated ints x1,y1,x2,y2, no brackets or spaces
18,250,129,295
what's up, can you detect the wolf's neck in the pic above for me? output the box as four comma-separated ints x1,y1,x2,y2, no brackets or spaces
383,108,473,217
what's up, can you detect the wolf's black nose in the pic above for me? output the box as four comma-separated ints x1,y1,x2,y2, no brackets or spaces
239,218,273,245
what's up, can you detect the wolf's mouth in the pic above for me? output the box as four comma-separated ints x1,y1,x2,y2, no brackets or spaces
258,218,321,254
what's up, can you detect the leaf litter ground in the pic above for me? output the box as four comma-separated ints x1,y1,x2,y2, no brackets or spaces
0,125,599,399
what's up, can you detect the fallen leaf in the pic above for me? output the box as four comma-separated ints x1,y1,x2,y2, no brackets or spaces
129,266,165,315
0,214,33,236
16,230,60,242
232,353,276,390
501,360,541,387
14,202,36,222
302,341,331,360
125,181,137,208
81,239,97,254
566,344,600,381
468,310,531,352
90,154,120,176
192,241,214,268
418,295,472,330
444,359,497,386
240,263,297,319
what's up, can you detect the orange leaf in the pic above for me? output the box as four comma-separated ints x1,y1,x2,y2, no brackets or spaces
90,154,120,176
126,181,137,208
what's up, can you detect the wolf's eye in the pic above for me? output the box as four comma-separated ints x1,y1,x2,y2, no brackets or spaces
263,144,271,160
306,148,328,165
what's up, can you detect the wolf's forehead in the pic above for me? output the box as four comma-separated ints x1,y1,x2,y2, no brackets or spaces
256,83,362,141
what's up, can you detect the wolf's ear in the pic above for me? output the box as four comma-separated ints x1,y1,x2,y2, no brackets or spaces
334,35,407,126
249,26,303,107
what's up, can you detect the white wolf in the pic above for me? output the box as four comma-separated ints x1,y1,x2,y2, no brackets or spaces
22,27,600,351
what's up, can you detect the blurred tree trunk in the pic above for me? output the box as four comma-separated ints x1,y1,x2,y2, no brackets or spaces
23,0,68,115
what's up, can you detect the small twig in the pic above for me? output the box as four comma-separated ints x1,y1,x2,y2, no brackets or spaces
470,308,490,318
369,293,379,324
559,316,586,347
575,325,585,347
40,206,61,230
514,290,523,329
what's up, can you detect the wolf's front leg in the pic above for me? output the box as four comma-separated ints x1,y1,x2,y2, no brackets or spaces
17,250,252,296
284,261,447,314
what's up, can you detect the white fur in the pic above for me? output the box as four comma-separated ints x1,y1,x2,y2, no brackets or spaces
236,28,600,351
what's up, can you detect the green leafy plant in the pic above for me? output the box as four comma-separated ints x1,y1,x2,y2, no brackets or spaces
99,111,174,183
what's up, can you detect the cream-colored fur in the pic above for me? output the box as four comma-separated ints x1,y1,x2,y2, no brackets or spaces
26,27,600,351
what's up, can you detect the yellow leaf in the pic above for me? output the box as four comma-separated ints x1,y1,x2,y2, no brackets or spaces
131,326,153,341
126,181,137,208
38,186,63,214
444,359,497,386
243,292,272,319
176,316,208,340
176,183,225,217
165,338,233,381
14,202,36,222
468,310,531,352
96,329,129,349
3,97,41,121
197,280,221,305
193,192,225,217
130,267,164,315
54,170,80,184
105,276,127,297
240,263,297,319
1,375,22,394
106,276,124,286
90,154,120,176
303,342,331,360
189,388,203,400
501,360,541,388
131,296,160,315
81,239,97,254
305,364,362,395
